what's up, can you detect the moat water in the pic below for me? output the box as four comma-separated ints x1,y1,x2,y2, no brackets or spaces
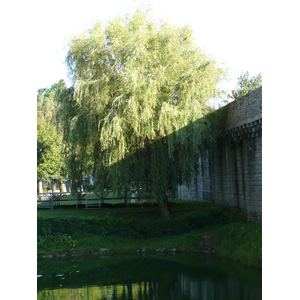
37,253,262,300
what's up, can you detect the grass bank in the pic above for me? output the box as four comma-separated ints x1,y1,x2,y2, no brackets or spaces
37,202,262,267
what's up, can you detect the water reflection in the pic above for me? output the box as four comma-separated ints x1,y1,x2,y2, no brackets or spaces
37,254,261,300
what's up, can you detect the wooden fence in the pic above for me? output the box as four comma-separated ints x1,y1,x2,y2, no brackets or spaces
37,190,155,210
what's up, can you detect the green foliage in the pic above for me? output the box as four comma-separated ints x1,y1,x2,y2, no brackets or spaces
37,204,262,267
229,71,262,100
57,9,226,209
218,221,262,266
37,81,66,180
37,119,64,179
37,207,229,243
185,208,230,228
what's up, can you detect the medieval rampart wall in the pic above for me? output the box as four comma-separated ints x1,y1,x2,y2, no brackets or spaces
177,87,262,220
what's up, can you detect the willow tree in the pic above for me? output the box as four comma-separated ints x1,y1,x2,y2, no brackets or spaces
60,10,225,218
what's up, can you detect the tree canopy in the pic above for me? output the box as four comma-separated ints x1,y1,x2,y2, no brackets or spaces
229,71,262,100
37,81,66,180
58,10,226,217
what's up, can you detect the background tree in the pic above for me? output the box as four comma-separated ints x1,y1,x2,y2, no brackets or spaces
37,82,66,183
229,71,262,100
59,10,226,217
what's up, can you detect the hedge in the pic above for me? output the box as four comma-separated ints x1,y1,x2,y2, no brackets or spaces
37,207,230,239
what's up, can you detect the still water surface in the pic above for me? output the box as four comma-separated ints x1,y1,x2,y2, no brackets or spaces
37,253,261,300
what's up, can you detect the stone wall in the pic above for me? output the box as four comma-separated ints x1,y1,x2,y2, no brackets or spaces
177,151,211,202
177,87,262,220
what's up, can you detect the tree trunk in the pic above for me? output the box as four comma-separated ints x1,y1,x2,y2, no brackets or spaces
60,181,66,193
51,181,56,195
37,179,43,193
157,195,172,219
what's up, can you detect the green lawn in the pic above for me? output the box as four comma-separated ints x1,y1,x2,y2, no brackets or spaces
37,199,214,218
37,190,159,209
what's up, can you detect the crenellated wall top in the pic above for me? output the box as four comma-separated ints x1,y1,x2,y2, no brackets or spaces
221,86,262,132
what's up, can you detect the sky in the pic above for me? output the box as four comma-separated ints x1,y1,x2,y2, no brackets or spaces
35,0,263,95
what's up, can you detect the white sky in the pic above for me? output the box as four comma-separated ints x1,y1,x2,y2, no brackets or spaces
35,0,263,94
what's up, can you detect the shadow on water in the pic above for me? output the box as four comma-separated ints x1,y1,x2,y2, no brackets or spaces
37,253,261,300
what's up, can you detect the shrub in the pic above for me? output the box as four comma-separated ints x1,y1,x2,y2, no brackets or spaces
37,206,229,242
218,221,262,266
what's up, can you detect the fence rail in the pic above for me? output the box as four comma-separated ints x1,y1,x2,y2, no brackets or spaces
37,190,156,210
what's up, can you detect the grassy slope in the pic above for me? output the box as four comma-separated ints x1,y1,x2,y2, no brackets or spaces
37,201,262,267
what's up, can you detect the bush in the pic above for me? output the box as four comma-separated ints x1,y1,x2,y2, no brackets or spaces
37,206,230,242
218,221,262,266
181,207,230,229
